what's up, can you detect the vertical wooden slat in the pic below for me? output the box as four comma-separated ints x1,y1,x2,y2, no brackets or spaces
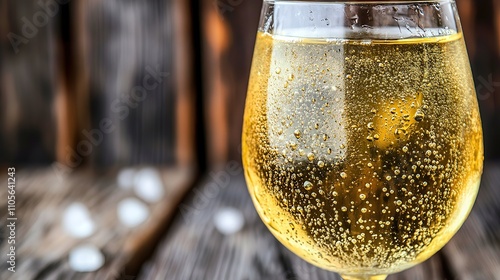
0,1,58,165
63,0,194,168
201,0,262,167
56,0,89,169
174,0,197,169
457,0,476,59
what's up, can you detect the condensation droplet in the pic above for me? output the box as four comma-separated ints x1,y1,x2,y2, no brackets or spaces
294,130,301,139
303,181,313,190
340,172,347,179
359,194,366,200
318,161,325,168
402,146,409,153
414,110,425,122
307,153,315,162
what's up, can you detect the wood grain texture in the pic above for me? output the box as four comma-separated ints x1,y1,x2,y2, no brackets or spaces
139,163,500,280
0,167,193,280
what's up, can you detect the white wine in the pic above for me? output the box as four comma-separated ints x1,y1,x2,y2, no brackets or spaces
243,31,483,276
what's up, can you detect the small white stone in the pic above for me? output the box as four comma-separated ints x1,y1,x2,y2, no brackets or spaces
63,203,95,239
117,168,136,190
69,244,104,272
133,168,165,203
213,207,245,235
117,198,150,228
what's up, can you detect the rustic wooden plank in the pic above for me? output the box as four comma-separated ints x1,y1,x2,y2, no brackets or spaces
201,0,261,165
141,163,499,280
60,0,192,167
139,163,290,279
441,163,500,280
0,167,193,280
0,1,58,165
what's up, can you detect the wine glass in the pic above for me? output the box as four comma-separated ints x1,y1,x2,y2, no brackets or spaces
242,1,483,279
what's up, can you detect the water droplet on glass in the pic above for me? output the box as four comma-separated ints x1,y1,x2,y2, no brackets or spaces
294,130,301,139
307,153,315,162
318,161,325,168
359,194,366,200
367,122,375,130
340,172,347,179
275,67,281,74
414,110,425,122
303,181,314,190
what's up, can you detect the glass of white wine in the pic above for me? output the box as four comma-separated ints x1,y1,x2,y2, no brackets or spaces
242,1,483,279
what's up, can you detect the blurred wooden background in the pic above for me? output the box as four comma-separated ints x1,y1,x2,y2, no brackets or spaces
0,0,499,170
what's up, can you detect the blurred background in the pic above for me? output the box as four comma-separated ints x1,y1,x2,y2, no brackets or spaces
0,0,499,279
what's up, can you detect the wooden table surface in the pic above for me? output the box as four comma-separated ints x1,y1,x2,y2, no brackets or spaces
1,163,499,280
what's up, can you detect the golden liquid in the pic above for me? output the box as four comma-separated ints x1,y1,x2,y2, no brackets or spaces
243,31,483,276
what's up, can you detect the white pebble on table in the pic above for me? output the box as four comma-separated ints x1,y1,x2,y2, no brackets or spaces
118,198,150,228
213,207,245,235
63,203,95,239
69,244,105,272
133,168,165,203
